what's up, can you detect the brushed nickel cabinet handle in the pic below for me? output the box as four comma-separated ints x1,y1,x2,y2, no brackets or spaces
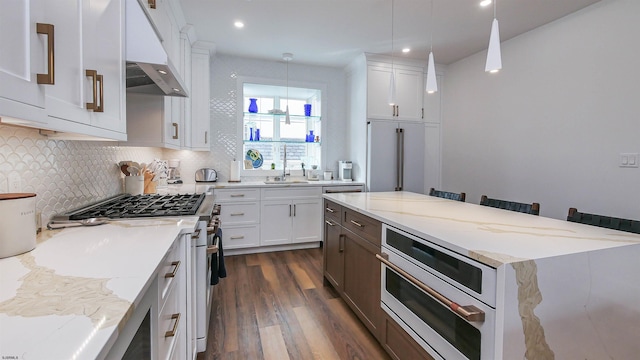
376,253,486,322
350,220,364,228
325,207,335,213
164,261,180,278
36,23,55,85
205,131,208,144
230,212,244,216
230,194,245,198
86,70,98,111
325,220,335,226
164,313,180,337
230,235,245,240
172,122,179,139
289,204,292,217
293,204,296,216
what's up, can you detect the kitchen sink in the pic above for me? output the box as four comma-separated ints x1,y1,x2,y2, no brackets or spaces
263,179,309,184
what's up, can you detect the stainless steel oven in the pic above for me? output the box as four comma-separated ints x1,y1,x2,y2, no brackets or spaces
379,224,497,360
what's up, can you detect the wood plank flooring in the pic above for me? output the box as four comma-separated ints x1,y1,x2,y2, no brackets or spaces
197,247,391,360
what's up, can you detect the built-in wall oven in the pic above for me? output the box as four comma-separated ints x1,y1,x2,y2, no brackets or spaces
379,224,497,360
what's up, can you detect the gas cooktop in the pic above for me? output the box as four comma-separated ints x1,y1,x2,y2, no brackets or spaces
62,193,206,220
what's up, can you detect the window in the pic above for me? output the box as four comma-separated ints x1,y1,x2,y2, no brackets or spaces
241,83,322,173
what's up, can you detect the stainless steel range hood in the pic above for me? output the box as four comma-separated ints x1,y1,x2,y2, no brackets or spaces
125,0,188,97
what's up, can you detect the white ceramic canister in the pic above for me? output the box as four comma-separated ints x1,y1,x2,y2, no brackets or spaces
0,193,37,258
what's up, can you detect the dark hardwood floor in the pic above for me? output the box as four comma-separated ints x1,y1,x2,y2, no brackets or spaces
197,248,391,360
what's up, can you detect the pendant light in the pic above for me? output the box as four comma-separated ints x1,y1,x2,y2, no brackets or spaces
283,53,293,124
425,0,437,93
485,0,502,73
388,0,396,105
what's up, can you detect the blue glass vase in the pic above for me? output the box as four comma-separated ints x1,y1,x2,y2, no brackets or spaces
255,129,260,141
249,127,253,141
248,98,258,113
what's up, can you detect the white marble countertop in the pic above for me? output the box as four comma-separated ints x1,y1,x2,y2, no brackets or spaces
156,180,364,195
324,191,640,267
0,216,198,360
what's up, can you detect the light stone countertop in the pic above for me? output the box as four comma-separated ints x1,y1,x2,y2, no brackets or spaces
324,191,640,267
0,216,199,360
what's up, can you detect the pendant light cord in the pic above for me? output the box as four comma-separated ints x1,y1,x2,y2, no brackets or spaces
391,0,394,67
429,0,434,52
494,0,497,19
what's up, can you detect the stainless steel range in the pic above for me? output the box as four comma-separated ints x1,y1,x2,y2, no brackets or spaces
52,193,206,220
50,192,218,354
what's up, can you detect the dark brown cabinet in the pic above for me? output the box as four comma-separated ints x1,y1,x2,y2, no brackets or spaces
323,201,383,340
342,227,383,340
323,199,434,360
381,313,434,360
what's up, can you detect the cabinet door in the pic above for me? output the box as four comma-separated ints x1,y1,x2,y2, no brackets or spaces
0,0,46,122
367,65,394,119
292,198,322,243
424,123,441,192
41,0,88,126
381,313,435,360
343,230,383,340
367,65,424,121
260,200,292,246
323,218,344,291
394,68,423,121
190,48,211,151
84,0,125,133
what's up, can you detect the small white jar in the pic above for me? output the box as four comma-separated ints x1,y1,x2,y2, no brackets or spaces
0,193,37,258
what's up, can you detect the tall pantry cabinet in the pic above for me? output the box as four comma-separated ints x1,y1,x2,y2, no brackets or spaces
346,53,442,193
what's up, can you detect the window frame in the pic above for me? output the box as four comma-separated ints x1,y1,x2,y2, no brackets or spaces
236,76,327,177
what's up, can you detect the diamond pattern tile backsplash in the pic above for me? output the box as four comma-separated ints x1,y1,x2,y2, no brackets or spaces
0,54,347,227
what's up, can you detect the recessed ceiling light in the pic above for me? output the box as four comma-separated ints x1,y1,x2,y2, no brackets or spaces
480,0,492,7
234,21,244,28
157,69,167,75
402,48,410,53
172,88,181,92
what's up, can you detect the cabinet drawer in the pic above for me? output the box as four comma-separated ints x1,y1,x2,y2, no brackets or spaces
261,187,321,200
158,278,181,360
214,188,260,202
222,225,260,249
343,208,382,246
382,313,434,360
220,202,259,225
158,240,182,306
324,199,342,224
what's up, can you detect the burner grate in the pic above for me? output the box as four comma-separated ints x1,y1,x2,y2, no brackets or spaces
68,193,205,220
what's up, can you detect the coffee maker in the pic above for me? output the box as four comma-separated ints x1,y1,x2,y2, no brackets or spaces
167,159,182,184
338,161,353,181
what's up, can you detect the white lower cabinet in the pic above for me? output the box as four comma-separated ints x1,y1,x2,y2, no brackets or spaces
106,232,192,360
215,188,261,249
260,187,322,246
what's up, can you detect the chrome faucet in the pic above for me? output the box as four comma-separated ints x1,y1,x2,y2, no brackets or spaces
282,144,287,180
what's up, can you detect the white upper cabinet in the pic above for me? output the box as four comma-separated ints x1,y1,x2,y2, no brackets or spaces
0,0,126,140
367,62,424,121
0,0,47,123
190,45,211,151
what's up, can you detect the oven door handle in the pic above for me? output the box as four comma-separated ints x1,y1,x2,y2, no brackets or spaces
376,253,485,322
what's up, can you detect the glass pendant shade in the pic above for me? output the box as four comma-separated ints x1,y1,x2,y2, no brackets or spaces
388,71,397,105
485,18,502,73
426,51,438,93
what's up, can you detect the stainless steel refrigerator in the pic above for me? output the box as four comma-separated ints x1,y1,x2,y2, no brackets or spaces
366,120,425,193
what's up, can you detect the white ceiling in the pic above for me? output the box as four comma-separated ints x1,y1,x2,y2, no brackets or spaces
179,0,601,68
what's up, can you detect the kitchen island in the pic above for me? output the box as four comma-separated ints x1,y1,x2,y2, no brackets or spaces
324,191,640,359
0,216,198,359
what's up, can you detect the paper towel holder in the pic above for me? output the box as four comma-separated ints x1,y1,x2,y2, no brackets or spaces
229,160,242,183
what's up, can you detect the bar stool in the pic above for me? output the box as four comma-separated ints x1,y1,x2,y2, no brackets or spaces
567,208,640,234
429,188,466,202
479,195,540,215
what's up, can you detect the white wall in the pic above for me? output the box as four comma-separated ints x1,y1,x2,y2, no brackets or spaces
442,0,640,220
200,54,349,181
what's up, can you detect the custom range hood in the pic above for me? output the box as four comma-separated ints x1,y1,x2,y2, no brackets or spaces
125,0,188,97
